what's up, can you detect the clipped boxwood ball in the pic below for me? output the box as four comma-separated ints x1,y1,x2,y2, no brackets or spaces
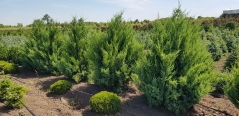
3,63,19,74
90,91,121,114
49,80,72,94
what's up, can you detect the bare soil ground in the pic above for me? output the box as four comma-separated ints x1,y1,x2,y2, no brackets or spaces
214,54,229,72
0,67,239,116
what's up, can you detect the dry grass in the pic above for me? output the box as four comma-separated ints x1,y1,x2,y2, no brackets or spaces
0,27,31,31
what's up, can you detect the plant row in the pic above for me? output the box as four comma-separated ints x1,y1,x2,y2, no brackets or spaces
20,6,212,114
1,6,239,115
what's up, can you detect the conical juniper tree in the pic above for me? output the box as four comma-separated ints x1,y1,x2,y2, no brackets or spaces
136,6,214,114
224,45,239,70
54,17,89,82
224,65,239,108
21,19,59,74
86,12,144,93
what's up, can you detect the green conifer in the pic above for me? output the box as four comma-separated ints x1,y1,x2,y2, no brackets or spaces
54,17,88,82
136,6,214,114
21,19,59,74
224,65,239,108
86,12,144,92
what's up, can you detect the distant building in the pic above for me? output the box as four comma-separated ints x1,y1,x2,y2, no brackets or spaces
221,9,239,18
223,9,239,14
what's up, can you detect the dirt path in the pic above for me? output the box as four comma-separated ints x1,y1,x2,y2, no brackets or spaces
0,69,239,116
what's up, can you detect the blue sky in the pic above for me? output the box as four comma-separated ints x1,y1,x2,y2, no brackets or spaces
0,0,238,26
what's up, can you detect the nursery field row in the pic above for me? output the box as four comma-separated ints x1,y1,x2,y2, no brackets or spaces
1,6,239,115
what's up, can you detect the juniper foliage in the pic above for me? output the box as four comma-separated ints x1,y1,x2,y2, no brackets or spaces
136,6,214,114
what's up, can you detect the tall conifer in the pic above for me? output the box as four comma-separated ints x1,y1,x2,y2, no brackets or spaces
86,12,144,92
54,17,88,82
136,6,214,114
21,19,59,74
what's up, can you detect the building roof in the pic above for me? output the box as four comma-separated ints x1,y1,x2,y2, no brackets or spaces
223,9,239,14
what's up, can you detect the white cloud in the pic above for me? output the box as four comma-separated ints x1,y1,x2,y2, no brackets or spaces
99,0,152,10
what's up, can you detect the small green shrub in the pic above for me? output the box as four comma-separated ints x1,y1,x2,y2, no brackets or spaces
212,71,228,94
0,78,13,98
90,91,121,114
225,22,236,30
0,45,8,61
7,46,23,65
205,32,224,61
0,77,28,108
0,75,9,79
224,46,239,70
49,80,72,94
203,24,213,32
0,60,8,70
3,85,28,108
3,63,19,74
0,35,26,64
222,29,239,53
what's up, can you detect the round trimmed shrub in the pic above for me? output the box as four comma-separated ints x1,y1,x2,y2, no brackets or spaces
3,63,19,74
49,80,72,94
90,91,121,114
224,46,239,70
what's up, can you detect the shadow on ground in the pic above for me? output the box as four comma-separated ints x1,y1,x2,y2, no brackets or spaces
0,103,13,114
71,83,177,116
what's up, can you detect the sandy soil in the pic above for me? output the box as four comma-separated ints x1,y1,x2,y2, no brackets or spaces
0,68,239,116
